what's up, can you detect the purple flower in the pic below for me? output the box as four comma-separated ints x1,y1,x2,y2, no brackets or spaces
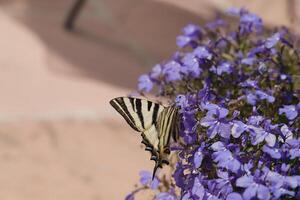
262,145,281,159
150,64,162,80
138,74,153,92
193,146,204,168
255,90,275,103
241,57,256,65
226,193,243,200
227,7,243,16
211,142,241,173
231,120,248,138
246,90,275,105
183,24,202,36
175,95,189,111
240,79,259,88
192,177,205,199
265,32,281,49
236,174,270,200
193,46,213,60
181,53,202,78
173,163,186,189
139,170,159,189
162,61,182,82
240,13,263,33
285,139,300,159
206,19,226,30
200,105,231,139
215,170,233,195
176,35,192,48
279,105,298,120
279,124,293,142
265,169,299,189
156,192,177,200
248,125,276,147
248,115,264,126
216,62,232,75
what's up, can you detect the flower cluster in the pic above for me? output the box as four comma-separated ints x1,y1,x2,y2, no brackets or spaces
131,8,300,200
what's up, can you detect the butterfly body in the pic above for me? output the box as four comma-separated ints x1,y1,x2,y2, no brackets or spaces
109,97,179,177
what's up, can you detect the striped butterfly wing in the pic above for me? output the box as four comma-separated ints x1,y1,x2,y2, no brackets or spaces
109,97,164,132
110,97,178,178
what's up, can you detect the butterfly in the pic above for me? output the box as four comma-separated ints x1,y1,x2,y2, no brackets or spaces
110,97,179,178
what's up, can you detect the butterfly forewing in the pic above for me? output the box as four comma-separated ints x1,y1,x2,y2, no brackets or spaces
109,97,164,132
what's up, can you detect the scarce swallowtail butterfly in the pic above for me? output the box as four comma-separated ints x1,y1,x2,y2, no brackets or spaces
110,97,179,178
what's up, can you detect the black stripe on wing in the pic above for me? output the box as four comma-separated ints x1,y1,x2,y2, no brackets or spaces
152,103,160,125
109,97,140,132
135,99,145,129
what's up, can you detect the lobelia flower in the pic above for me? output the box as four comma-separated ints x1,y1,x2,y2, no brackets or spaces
248,125,276,147
138,74,153,92
197,80,215,103
279,124,293,142
200,104,232,139
213,62,233,75
262,145,281,159
193,46,213,60
215,170,233,196
176,35,192,48
227,7,244,16
176,24,202,48
231,120,248,138
181,53,202,78
285,139,300,159
191,177,205,199
265,32,281,49
247,115,264,126
239,12,263,33
205,19,226,30
211,142,241,173
279,104,298,120
241,57,256,65
173,163,186,189
162,61,182,82
265,168,299,189
226,193,243,200
175,94,189,111
246,90,275,105
183,24,202,37
156,191,178,200
139,170,159,189
150,64,162,80
240,79,259,89
181,111,198,144
264,167,299,198
236,173,271,200
193,145,204,168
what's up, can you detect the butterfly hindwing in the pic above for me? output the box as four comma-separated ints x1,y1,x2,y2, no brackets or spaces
157,106,179,151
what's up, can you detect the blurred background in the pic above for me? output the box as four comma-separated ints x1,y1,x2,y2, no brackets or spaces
0,0,299,199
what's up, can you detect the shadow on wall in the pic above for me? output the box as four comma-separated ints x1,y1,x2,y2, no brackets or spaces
0,0,217,89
